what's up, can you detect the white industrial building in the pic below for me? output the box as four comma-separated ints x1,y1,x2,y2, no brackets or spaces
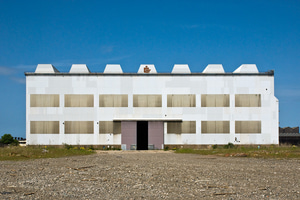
25,64,279,149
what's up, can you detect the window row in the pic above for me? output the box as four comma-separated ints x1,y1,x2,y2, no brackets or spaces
30,94,261,108
30,121,261,134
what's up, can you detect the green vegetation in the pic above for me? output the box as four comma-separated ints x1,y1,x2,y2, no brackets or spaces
0,134,19,146
0,146,95,161
175,144,300,159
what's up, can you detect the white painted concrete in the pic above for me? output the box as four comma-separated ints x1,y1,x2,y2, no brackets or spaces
26,64,279,146
104,64,123,73
203,64,225,73
69,64,90,73
172,64,191,73
35,64,59,73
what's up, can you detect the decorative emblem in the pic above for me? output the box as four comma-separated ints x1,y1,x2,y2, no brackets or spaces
144,66,151,73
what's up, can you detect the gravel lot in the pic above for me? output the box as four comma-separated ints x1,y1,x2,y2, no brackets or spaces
1,150,300,199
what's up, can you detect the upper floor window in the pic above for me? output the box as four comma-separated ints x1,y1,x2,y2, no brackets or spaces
30,94,59,107
167,94,195,107
133,95,162,107
201,94,229,107
99,95,128,107
65,94,94,107
235,94,261,107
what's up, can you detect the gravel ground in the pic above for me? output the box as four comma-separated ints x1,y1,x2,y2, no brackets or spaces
1,150,300,199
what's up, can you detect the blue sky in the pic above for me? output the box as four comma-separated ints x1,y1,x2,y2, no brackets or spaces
0,0,299,138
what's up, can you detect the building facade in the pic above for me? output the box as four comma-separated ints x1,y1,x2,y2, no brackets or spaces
25,64,279,149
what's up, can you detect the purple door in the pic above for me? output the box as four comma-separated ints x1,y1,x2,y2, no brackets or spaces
148,121,164,150
121,121,136,150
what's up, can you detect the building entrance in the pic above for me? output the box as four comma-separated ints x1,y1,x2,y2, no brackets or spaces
136,121,148,150
121,121,164,150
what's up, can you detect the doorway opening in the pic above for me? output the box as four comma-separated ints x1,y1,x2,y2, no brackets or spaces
137,121,148,150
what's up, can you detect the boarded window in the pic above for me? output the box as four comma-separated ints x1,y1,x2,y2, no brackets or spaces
201,121,230,134
30,94,59,107
235,121,261,133
99,121,121,134
64,121,94,134
167,121,196,134
30,121,59,134
133,95,162,107
167,94,196,107
201,94,229,107
99,95,128,107
65,95,94,107
235,94,261,107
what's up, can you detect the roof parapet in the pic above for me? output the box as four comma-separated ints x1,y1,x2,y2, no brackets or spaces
104,64,123,73
233,64,259,73
138,64,157,73
69,64,90,73
203,64,225,73
35,64,59,73
171,64,191,73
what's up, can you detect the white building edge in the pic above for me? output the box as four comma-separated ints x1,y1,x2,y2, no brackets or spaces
25,64,279,149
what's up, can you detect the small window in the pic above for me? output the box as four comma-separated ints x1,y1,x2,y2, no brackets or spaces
235,121,261,133
133,95,162,107
201,94,229,107
99,121,121,134
167,94,195,107
65,95,94,107
64,121,94,134
30,121,59,134
167,121,196,134
235,94,261,107
201,121,230,134
30,94,59,107
99,95,128,107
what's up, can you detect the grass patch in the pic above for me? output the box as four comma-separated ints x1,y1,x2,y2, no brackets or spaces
175,145,300,159
0,146,95,161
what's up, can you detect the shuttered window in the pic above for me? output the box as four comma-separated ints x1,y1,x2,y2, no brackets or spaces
235,121,261,133
201,94,229,107
167,121,196,134
201,121,230,134
133,95,162,107
30,121,59,134
64,121,94,134
99,95,128,107
235,94,261,107
65,95,94,107
167,94,196,107
99,121,121,134
30,94,59,107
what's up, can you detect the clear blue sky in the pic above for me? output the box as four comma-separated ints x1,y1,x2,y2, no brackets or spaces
0,0,299,138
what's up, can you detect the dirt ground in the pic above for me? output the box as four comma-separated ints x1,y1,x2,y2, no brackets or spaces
1,150,300,199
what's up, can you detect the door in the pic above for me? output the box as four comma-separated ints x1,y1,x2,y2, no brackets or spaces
121,121,136,150
137,121,148,150
148,121,164,150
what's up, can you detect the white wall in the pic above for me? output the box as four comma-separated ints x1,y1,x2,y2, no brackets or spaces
26,74,278,145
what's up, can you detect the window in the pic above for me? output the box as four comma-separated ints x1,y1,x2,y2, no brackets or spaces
235,94,261,107
30,121,59,134
99,95,128,107
65,95,94,107
133,95,162,107
99,121,121,134
64,121,94,134
235,121,261,133
167,94,195,107
30,94,59,107
201,94,229,107
167,121,196,134
201,121,230,134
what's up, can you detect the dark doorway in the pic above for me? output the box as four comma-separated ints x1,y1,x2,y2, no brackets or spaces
137,121,148,150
